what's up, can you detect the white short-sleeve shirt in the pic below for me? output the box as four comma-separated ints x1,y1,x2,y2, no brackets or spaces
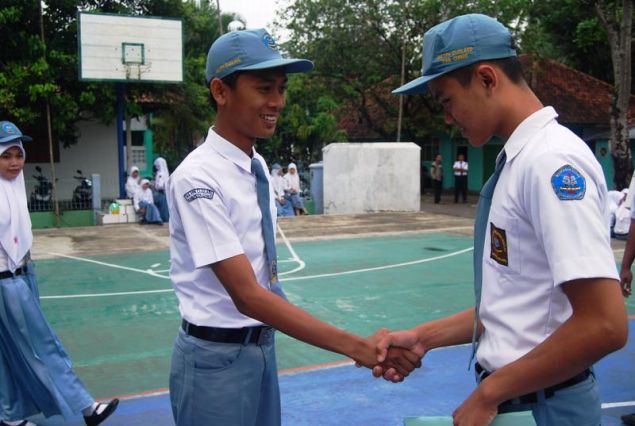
453,161,468,176
167,128,277,328
477,107,618,371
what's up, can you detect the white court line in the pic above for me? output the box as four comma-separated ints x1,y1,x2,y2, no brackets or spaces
281,247,473,282
42,245,473,299
40,252,171,300
42,288,174,300
602,401,635,408
47,252,169,279
277,224,306,276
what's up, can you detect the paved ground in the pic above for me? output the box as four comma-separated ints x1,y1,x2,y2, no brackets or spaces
32,193,627,260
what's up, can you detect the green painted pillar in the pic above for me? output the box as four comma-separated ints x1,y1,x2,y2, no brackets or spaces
142,128,154,177
438,134,454,189
467,145,483,192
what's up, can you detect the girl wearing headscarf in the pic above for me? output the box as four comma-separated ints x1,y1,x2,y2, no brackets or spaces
283,162,308,215
152,157,170,222
133,179,163,225
125,165,141,199
270,163,294,217
0,121,118,426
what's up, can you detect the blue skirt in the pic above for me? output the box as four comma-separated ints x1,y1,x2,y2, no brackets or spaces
0,264,93,421
139,200,163,224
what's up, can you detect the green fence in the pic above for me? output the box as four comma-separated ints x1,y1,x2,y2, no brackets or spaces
30,210,95,229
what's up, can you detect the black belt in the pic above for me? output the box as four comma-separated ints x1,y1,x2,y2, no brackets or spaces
181,320,272,345
0,265,28,280
475,363,592,406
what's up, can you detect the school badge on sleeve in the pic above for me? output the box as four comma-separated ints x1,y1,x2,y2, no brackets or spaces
490,222,508,266
550,165,586,200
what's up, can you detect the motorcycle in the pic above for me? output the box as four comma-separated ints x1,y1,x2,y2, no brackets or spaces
29,166,53,211
72,169,92,210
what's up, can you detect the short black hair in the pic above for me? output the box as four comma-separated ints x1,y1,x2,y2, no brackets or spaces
208,71,243,111
447,56,526,87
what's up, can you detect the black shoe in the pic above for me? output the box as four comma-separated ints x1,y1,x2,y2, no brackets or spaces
622,413,635,426
84,399,119,426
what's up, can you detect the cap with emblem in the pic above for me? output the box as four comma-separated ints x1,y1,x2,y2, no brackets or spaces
0,121,32,144
205,28,314,84
393,13,517,95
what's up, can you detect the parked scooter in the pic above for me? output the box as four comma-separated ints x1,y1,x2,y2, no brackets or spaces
72,169,92,209
30,166,53,211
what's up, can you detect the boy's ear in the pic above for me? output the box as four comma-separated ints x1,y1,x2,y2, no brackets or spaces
210,78,227,107
475,64,498,91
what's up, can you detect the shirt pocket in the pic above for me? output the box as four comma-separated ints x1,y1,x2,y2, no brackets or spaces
485,212,521,276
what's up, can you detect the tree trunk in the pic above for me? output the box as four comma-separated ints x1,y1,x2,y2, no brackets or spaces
595,0,633,190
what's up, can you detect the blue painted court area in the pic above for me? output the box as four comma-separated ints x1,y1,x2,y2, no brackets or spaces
36,321,634,426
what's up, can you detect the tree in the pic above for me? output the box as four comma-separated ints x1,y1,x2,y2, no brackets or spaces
595,0,633,189
526,0,634,189
0,0,117,150
0,0,232,169
278,0,533,147
262,73,347,166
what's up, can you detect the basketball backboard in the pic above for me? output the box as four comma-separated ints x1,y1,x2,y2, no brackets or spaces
78,12,183,83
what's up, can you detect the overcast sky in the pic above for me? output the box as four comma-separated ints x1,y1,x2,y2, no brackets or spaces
217,0,291,32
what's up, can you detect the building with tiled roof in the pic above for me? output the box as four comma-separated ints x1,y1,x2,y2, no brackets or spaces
335,55,634,191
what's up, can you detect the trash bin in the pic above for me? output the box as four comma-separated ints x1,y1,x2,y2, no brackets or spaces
309,162,323,214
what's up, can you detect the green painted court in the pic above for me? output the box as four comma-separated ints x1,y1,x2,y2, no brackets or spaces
29,230,635,425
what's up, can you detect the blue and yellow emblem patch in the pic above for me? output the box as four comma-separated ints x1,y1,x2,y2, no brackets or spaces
550,165,586,201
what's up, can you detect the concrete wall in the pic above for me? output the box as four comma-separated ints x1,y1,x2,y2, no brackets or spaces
23,117,148,203
323,142,420,214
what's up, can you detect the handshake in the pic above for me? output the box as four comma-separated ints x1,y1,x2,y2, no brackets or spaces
353,328,426,383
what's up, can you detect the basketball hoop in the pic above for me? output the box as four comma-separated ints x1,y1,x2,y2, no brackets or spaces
124,63,142,80
78,13,183,83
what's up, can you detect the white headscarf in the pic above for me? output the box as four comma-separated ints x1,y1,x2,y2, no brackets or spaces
284,162,301,192
270,163,287,198
153,157,169,191
0,141,33,272
133,178,154,210
125,165,141,198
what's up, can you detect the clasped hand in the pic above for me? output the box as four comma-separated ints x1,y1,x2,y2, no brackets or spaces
354,328,425,383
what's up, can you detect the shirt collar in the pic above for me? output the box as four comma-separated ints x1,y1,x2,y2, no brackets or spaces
206,127,255,173
500,106,558,164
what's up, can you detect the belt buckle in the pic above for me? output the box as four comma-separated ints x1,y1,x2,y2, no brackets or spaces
257,327,273,345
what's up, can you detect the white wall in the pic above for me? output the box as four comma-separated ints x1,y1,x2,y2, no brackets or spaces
323,142,421,214
23,118,147,203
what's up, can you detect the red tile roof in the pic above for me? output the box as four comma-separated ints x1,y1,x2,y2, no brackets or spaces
520,55,635,125
336,55,635,138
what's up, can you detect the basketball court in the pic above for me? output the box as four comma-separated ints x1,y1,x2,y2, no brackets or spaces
23,210,635,425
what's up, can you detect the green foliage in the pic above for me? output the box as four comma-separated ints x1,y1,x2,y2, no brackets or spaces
1,0,119,146
523,0,621,86
277,0,535,151
0,0,222,167
259,73,347,165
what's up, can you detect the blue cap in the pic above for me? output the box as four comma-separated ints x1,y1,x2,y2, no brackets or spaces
205,29,314,84
393,14,517,95
0,121,32,144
